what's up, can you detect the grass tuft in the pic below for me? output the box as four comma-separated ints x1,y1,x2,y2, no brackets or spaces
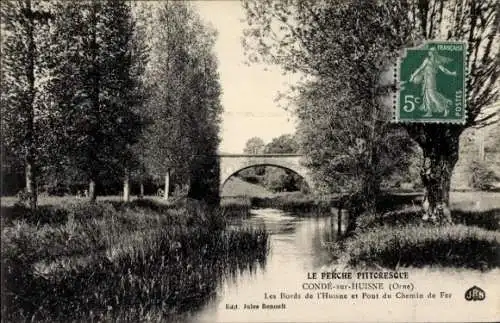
1,199,268,322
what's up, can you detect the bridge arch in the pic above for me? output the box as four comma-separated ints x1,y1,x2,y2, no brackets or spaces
218,154,312,191
220,164,311,190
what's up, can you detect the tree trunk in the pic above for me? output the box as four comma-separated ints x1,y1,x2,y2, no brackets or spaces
346,177,379,234
123,169,130,203
88,179,96,202
24,0,37,210
187,159,220,206
139,181,144,199
345,139,380,234
164,169,170,200
88,1,99,206
420,137,459,224
25,160,37,209
337,205,342,237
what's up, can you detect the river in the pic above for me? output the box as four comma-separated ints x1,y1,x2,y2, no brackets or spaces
186,208,500,322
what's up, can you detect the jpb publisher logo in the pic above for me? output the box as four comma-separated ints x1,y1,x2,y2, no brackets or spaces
465,286,485,301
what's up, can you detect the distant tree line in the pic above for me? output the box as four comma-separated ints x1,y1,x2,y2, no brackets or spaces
239,132,422,194
239,134,306,192
1,0,222,208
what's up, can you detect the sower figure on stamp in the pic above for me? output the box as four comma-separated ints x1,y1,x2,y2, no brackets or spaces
409,47,457,117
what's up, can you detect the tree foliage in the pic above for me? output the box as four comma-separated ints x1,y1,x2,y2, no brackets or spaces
1,0,54,208
243,0,499,225
44,0,144,201
243,137,265,154
295,79,416,196
1,1,222,205
135,2,222,203
2,0,148,202
264,134,298,154
243,0,418,222
262,134,302,192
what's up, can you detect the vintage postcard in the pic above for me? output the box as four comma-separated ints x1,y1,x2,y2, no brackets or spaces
1,1,499,322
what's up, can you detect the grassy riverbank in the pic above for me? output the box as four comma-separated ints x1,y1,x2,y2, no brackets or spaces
341,223,500,270
1,198,269,322
250,192,333,215
334,193,500,270
220,196,253,217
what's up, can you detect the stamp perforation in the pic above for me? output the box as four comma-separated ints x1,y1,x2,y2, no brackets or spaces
394,40,468,124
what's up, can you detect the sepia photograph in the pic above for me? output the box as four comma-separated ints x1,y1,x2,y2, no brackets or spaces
1,0,499,322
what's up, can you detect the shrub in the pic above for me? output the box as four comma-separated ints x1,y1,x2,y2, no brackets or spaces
341,224,500,270
220,196,252,217
354,207,500,233
1,204,69,226
237,173,261,184
452,208,500,231
375,193,422,212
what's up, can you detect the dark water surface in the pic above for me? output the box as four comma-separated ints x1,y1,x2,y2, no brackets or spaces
186,208,344,322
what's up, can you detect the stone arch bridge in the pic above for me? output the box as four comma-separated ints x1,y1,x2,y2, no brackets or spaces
218,153,312,189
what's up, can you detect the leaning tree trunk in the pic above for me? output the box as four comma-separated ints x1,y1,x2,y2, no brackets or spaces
345,138,381,234
420,137,459,225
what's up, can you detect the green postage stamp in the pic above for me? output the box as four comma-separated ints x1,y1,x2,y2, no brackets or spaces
396,41,467,123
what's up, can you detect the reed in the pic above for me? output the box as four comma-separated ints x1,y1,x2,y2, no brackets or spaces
1,199,269,322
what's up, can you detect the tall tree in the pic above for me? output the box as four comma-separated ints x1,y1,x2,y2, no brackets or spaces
46,0,143,202
263,134,302,192
137,2,222,203
243,0,417,227
241,137,266,177
295,77,416,222
243,137,265,154
243,0,499,225
400,0,499,223
264,134,298,154
1,0,52,209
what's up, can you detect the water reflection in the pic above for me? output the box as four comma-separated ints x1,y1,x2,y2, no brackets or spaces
186,208,500,323
189,208,339,322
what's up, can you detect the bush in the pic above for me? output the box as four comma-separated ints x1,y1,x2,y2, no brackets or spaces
341,224,500,270
237,173,261,184
262,168,301,192
353,209,422,231
220,196,252,217
376,193,422,212
469,160,497,190
452,208,500,231
354,207,500,233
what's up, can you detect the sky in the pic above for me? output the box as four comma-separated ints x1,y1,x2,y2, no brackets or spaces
193,1,299,153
